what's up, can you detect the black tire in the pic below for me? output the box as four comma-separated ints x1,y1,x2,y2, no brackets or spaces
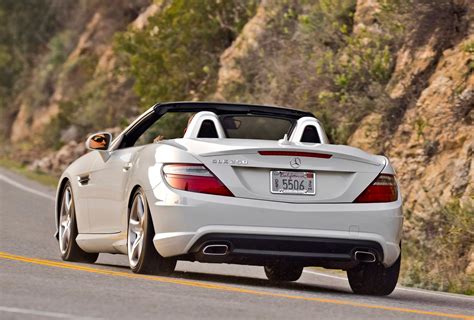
264,262,303,282
127,188,176,275
347,253,401,296
58,182,99,263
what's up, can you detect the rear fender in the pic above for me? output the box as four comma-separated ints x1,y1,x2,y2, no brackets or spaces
127,144,202,192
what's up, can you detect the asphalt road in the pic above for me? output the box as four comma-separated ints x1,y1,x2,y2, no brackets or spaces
0,167,473,320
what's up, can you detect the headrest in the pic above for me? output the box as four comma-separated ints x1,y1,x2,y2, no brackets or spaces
183,111,225,139
289,116,328,144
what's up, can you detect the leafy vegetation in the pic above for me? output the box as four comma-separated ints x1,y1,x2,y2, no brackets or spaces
0,0,73,138
218,0,411,144
0,0,107,144
16,1,147,150
115,0,257,108
402,199,474,294
39,0,258,150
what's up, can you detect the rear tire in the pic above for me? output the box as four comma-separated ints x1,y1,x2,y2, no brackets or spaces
347,253,401,296
127,188,176,275
58,182,99,263
264,262,303,282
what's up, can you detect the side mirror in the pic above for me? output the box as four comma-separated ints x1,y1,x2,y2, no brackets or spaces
86,132,112,151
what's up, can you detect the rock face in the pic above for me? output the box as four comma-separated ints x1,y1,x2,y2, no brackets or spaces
29,141,87,174
348,0,474,285
349,1,474,215
389,36,473,215
352,38,473,217
10,1,153,143
353,0,381,34
29,127,121,174
347,113,383,154
214,0,278,100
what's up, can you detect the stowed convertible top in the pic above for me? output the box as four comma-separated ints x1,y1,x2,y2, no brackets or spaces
153,101,314,120
117,102,316,149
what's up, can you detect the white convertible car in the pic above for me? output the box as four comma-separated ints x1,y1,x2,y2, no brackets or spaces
55,102,403,295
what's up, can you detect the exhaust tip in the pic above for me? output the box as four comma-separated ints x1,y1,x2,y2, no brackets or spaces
354,250,376,263
202,244,229,256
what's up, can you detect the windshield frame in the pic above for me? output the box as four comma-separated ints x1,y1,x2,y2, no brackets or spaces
115,102,314,149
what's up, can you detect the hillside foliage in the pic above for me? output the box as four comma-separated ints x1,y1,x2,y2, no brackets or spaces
115,0,258,107
0,0,71,136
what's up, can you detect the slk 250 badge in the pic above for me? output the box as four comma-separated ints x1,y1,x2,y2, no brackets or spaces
212,159,248,165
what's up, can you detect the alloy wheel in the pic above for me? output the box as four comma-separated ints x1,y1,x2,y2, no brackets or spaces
59,186,73,254
128,193,146,268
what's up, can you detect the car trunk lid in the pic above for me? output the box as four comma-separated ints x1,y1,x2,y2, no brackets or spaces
171,139,386,203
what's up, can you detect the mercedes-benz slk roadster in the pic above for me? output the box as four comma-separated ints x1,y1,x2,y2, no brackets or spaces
55,102,403,295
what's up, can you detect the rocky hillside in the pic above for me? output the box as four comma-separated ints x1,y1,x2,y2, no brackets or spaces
4,1,151,148
0,0,472,293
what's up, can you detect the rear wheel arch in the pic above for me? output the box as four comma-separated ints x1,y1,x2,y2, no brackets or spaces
127,185,158,233
126,186,176,275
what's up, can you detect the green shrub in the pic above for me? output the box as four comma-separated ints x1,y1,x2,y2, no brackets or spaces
463,41,474,54
115,0,257,108
43,76,113,149
47,31,75,67
218,0,409,144
0,1,77,138
402,199,474,294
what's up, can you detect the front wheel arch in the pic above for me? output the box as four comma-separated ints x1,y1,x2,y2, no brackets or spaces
55,178,70,239
57,180,98,263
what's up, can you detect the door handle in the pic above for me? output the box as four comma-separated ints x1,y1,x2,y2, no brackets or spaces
123,162,133,171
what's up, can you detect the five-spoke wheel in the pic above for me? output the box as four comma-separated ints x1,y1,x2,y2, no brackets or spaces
58,185,73,255
127,188,176,275
58,181,98,263
128,193,146,268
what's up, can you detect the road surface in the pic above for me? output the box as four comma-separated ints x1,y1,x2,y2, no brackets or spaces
0,167,472,320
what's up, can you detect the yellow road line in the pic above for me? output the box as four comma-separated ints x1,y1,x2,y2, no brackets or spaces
1,252,472,320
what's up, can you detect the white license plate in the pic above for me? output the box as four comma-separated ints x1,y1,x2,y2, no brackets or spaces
270,171,315,195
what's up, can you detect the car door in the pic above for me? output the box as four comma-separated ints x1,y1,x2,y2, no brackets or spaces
84,146,142,233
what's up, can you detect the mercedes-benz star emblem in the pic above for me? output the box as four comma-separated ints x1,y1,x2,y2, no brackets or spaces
290,157,301,168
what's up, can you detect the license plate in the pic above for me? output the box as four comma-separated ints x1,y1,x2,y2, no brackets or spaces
270,171,315,195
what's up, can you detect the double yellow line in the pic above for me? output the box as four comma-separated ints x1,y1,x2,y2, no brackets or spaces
1,251,472,319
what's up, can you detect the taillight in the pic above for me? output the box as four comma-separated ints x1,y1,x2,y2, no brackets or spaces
354,174,398,203
162,164,234,197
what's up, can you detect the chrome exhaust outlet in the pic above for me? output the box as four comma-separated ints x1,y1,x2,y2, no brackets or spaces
202,244,229,256
354,251,376,263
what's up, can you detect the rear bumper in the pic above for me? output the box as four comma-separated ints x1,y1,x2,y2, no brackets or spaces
187,233,384,268
146,185,403,267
